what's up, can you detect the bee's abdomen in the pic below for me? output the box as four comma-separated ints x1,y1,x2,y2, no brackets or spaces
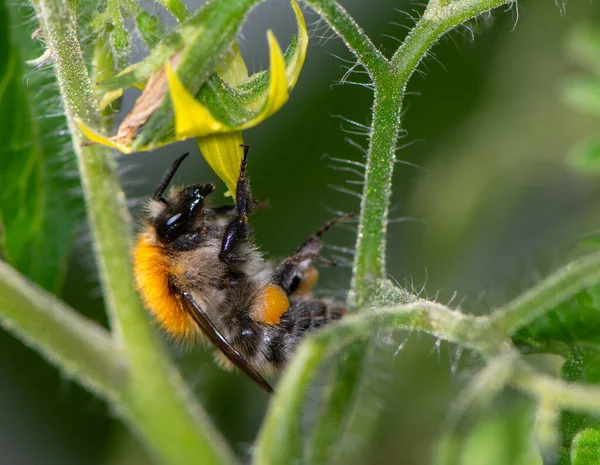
263,299,347,369
218,293,346,372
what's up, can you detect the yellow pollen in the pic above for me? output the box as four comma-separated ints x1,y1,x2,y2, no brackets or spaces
253,284,290,325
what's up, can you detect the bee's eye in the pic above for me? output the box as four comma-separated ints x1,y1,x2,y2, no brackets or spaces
156,209,195,242
157,212,183,241
154,184,214,243
166,213,182,227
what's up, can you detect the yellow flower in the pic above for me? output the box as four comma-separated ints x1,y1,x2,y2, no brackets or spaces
78,0,307,198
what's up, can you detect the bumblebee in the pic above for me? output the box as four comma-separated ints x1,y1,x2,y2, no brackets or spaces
133,147,350,393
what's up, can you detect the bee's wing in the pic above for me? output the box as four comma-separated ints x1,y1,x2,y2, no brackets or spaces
177,288,274,394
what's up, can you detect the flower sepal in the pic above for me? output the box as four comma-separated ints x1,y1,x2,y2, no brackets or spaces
78,0,308,197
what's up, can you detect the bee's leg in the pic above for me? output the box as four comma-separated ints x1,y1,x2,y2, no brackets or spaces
274,213,354,293
211,204,236,217
295,213,355,256
281,252,336,267
219,146,252,265
210,200,268,220
274,253,333,294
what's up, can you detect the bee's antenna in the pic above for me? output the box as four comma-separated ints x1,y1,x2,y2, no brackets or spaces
152,153,190,202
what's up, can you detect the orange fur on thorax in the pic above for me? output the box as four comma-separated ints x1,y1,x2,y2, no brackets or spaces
133,236,196,341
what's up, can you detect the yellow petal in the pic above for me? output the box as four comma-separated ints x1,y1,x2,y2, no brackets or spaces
238,30,289,129
76,119,133,154
242,0,307,113
217,42,249,86
196,132,245,199
166,63,226,139
287,0,308,88
98,88,124,111
261,31,289,116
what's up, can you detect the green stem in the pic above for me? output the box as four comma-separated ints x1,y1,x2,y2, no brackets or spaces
256,301,493,465
303,0,390,78
302,0,399,304
488,251,600,336
255,341,325,465
348,0,511,305
33,0,124,339
514,362,600,415
258,255,600,462
314,302,494,355
0,261,123,399
301,249,600,365
305,341,368,465
446,350,519,429
392,0,513,78
350,76,403,304
257,243,600,460
33,1,236,464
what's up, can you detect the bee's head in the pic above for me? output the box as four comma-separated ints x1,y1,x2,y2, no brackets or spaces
152,182,216,243
147,153,216,245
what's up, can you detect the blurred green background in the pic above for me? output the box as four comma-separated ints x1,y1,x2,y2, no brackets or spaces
2,0,600,464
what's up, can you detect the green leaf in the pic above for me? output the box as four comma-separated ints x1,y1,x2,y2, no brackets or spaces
156,0,188,22
580,233,600,249
559,347,600,462
513,291,600,354
571,428,600,465
434,401,543,465
512,259,600,462
567,138,600,175
0,1,81,293
567,23,600,78
562,78,600,119
110,22,131,71
135,10,166,49
90,1,131,73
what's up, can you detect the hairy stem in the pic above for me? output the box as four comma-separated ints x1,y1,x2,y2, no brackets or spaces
514,362,600,415
303,0,390,78
255,342,325,465
350,76,403,304
391,0,514,121
392,0,513,78
0,262,124,399
488,251,600,336
315,302,493,354
256,301,493,464
33,0,128,348
33,0,236,463
258,240,600,460
348,0,512,304
305,342,368,465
